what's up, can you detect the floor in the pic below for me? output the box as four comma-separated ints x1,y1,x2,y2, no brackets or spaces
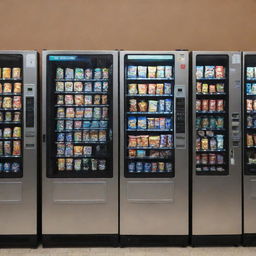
1,246,256,256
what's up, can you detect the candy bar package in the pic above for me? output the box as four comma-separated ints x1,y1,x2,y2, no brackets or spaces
156,66,165,78
94,68,102,79
138,66,147,78
138,84,147,95
128,116,137,129
247,67,254,79
205,66,215,78
148,66,156,78
148,84,156,94
65,82,73,92
138,100,148,112
56,82,64,92
65,68,74,79
74,82,83,92
84,82,92,92
128,84,137,94
85,68,93,79
148,100,158,112
127,66,137,78
156,84,164,94
165,66,172,78
94,82,102,92
3,83,12,93
196,66,204,79
137,116,147,130
56,67,64,79
75,68,84,79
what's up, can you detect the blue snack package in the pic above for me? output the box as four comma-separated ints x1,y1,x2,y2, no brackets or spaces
127,66,137,78
83,121,91,128
11,162,20,173
247,83,252,94
165,99,172,112
128,116,137,129
165,118,172,129
144,162,152,173
0,163,3,172
65,133,73,142
3,162,11,172
100,121,108,128
91,121,100,128
57,133,65,142
136,162,143,173
128,162,135,173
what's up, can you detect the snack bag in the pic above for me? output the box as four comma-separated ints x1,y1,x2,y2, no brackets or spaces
247,67,254,79
247,134,254,147
3,128,11,138
252,84,256,95
98,160,106,171
84,95,92,105
129,149,136,157
66,158,73,171
196,66,204,79
74,120,82,129
85,68,93,79
151,162,158,172
136,162,143,173
148,100,158,112
147,118,155,129
11,162,20,173
65,68,74,79
56,68,64,79
144,163,152,172
65,95,74,105
128,162,136,172
13,127,21,138
156,84,164,94
102,68,109,79
138,84,147,94
102,95,108,104
201,138,209,150
149,150,159,158
137,116,147,130
74,146,83,156
205,66,215,78
94,95,101,105
215,66,225,78
94,68,102,79
159,118,166,129
57,159,65,171
148,66,156,78
141,135,149,147
2,68,11,79
166,163,172,172
13,141,21,156
84,108,93,118
136,136,142,147
154,118,160,129
128,84,137,94
165,99,172,112
94,82,102,92
158,162,165,172
149,136,160,148
57,95,64,105
138,100,148,112
56,82,64,92
216,135,224,149
164,83,172,94
138,66,147,78
148,84,156,94
158,100,165,112
99,130,107,141
128,116,137,129
57,133,65,142
90,130,98,141
56,120,64,131
91,159,98,171
65,107,74,118
0,83,2,93
210,138,217,150
216,83,224,93
209,84,216,93
65,82,73,92
83,146,92,156
65,120,73,130
83,131,90,141
128,136,137,147
209,100,216,111
102,82,108,92
202,83,208,93
137,150,146,158
5,112,11,121
102,107,108,119
3,97,12,108
13,96,22,109
129,99,137,112
202,99,209,111
75,108,83,118
196,82,202,93
84,82,92,92
3,83,12,93
156,66,165,78
165,66,172,78
91,120,99,128
99,121,108,128
74,82,83,92
160,135,167,148
75,95,84,105
75,68,84,79
217,99,224,111
74,131,82,142
127,66,137,78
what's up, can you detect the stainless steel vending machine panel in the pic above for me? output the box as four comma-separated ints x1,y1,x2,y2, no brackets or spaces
120,51,189,246
42,51,119,247
0,51,38,247
191,51,242,246
242,52,256,245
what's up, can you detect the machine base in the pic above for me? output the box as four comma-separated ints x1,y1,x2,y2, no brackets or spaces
120,235,189,247
0,235,38,248
243,234,256,246
191,235,241,246
42,234,119,247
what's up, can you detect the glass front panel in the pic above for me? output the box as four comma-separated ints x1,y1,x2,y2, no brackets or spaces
124,54,175,178
0,54,23,178
46,54,113,178
195,55,229,175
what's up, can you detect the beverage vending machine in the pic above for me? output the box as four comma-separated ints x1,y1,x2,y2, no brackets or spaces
119,51,189,246
242,52,256,245
0,51,38,247
191,51,242,246
42,51,119,246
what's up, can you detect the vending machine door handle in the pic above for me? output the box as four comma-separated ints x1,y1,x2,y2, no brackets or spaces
230,149,235,165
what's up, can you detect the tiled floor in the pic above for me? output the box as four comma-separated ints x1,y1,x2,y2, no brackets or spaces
0,246,256,256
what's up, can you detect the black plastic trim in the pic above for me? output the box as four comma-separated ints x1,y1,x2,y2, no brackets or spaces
0,235,38,248
120,235,188,247
42,234,119,248
191,235,241,246
243,234,256,246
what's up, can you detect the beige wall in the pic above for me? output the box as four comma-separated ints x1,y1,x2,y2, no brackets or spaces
0,0,255,52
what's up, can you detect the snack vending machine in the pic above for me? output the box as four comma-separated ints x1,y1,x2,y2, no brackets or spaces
242,52,256,245
42,51,118,246
0,51,38,247
191,51,242,246
119,51,189,246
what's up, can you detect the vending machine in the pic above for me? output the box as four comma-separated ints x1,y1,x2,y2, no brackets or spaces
242,52,256,245
119,51,189,246
42,51,119,247
0,51,38,247
191,51,242,246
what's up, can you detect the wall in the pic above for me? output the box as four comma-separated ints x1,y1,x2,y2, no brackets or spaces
0,0,255,52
